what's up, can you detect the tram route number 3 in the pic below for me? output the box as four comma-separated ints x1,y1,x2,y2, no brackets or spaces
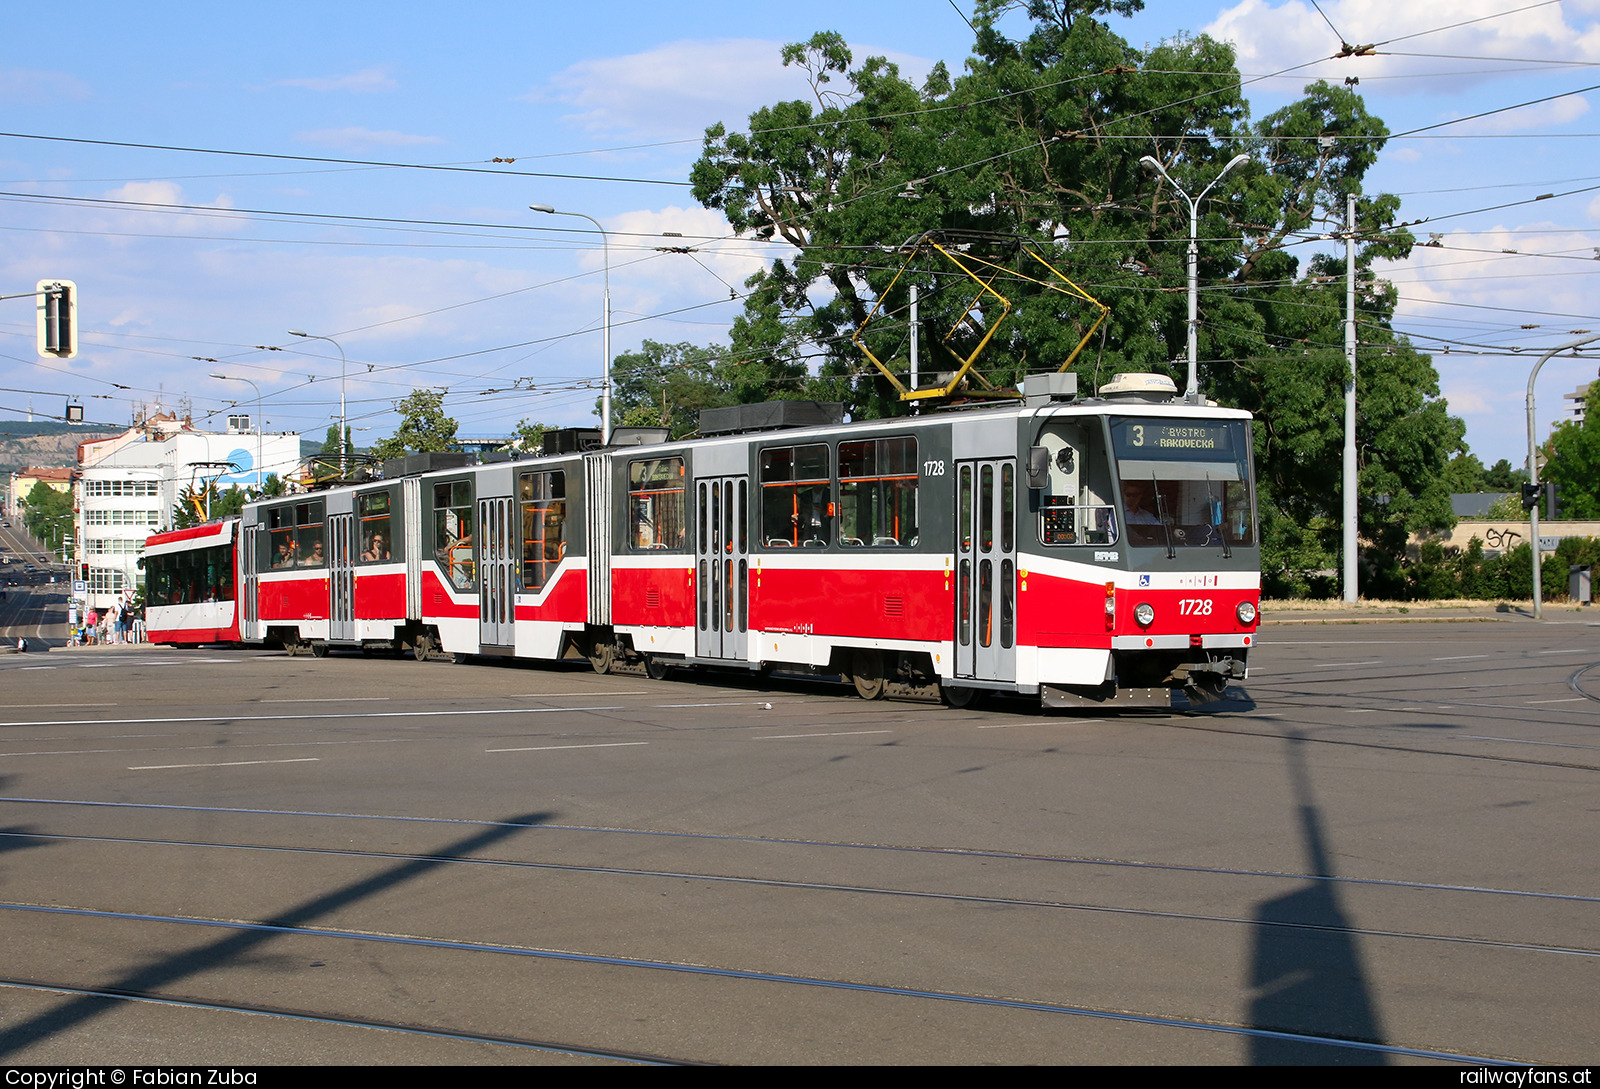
1179,598,1214,616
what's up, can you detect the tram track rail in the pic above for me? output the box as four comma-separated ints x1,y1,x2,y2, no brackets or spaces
3,795,1595,906
0,977,694,1065
0,901,1522,1067
1569,662,1600,703
1,829,1592,962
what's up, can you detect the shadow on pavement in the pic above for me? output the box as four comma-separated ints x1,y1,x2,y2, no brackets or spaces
0,810,555,1058
1247,731,1387,1064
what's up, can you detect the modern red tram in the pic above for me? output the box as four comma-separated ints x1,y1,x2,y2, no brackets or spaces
145,374,1261,707
143,520,241,646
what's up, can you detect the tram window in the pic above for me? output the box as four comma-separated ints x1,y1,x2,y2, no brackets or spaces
1035,423,1116,547
1109,418,1257,549
433,480,476,590
837,437,917,547
959,466,972,553
760,444,829,548
357,491,398,563
149,543,232,605
630,457,685,550
265,504,296,568
519,471,566,592
1001,463,1014,554
294,501,325,567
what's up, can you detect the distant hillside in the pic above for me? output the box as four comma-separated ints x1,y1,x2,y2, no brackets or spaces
0,420,120,476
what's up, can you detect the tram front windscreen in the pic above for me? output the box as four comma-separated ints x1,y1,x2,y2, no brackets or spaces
1108,418,1256,550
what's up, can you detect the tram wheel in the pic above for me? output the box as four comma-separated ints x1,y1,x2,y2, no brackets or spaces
413,631,435,663
283,639,300,658
589,640,616,675
643,655,671,681
940,683,985,709
309,641,329,659
851,649,886,700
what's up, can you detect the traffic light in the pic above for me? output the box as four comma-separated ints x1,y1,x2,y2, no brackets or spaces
1547,483,1562,521
36,279,77,359
1521,481,1544,511
79,563,88,583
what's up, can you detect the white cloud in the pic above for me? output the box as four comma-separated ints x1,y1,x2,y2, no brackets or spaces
295,127,445,149
1205,0,1600,92
1442,93,1591,135
533,38,932,135
98,181,235,236
595,205,784,316
1438,381,1492,415
275,68,397,93
0,67,90,102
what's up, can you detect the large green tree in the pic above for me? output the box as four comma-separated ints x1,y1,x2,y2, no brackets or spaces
370,390,458,461
1544,384,1600,519
22,480,73,554
687,2,1466,594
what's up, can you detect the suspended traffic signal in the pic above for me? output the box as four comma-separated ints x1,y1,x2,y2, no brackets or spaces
37,280,77,358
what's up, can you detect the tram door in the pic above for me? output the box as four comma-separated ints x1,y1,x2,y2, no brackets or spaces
955,459,1017,683
329,513,355,642
478,496,517,649
695,476,748,661
242,523,261,638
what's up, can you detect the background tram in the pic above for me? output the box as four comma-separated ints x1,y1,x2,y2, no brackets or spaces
143,520,240,646
144,374,1261,707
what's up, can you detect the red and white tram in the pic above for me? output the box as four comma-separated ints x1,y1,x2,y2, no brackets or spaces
145,375,1261,707
143,520,241,646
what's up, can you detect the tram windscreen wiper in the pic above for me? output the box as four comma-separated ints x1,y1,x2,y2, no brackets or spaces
1151,472,1175,559
1208,472,1231,558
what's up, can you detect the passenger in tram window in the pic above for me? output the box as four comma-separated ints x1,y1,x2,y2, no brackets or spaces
303,540,326,566
362,532,389,562
273,540,292,568
1121,480,1161,525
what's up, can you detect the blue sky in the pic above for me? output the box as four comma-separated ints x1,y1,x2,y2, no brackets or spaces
3,0,1598,467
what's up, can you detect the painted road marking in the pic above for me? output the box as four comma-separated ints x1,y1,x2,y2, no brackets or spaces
130,758,322,770
486,742,650,753
755,730,893,740
0,706,629,728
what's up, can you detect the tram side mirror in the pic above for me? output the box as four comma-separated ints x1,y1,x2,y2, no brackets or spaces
1026,446,1050,490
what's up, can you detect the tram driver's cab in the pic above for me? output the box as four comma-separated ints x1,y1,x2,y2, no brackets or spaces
1034,420,1117,547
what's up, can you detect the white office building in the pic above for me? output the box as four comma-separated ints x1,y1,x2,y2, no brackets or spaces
75,413,301,608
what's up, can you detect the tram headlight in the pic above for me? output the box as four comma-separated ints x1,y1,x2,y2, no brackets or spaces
1134,602,1155,627
1236,601,1257,625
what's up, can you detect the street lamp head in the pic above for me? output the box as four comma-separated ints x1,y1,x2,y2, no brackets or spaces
288,329,308,338
209,373,227,381
529,203,556,214
1138,155,1160,172
1223,153,1250,174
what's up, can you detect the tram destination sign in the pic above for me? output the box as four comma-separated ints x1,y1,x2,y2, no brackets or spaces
1110,419,1243,461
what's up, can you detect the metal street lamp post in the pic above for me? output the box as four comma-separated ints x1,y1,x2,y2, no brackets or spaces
1524,332,1600,619
1138,153,1250,404
210,372,264,494
289,330,347,475
530,203,612,443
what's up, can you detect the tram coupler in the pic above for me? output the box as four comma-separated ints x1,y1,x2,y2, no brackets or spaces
1164,655,1247,704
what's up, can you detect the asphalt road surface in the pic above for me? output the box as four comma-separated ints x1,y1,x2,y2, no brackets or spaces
0,618,1594,1065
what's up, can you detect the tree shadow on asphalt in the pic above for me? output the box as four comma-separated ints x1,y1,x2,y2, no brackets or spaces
1246,731,1387,1064
0,810,554,1059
